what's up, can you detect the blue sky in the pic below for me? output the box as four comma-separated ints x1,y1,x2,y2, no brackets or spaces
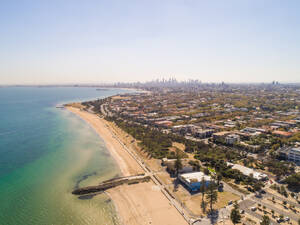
1,0,300,84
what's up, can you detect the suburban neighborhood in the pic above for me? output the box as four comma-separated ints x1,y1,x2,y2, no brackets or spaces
81,82,300,225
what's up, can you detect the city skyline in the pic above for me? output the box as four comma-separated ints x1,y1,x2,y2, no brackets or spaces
1,0,300,84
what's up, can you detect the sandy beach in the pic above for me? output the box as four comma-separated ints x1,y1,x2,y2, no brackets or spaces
66,106,188,225
66,106,143,176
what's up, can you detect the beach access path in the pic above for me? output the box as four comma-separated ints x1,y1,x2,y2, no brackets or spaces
66,106,189,225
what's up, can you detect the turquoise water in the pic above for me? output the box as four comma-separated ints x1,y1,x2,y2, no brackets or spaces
0,87,129,225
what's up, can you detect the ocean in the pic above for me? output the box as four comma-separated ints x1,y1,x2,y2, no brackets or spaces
0,87,129,225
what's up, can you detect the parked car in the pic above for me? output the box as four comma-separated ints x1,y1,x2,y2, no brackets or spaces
250,207,257,211
239,209,245,214
228,200,233,205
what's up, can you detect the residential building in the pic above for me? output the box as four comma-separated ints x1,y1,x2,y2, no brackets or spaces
212,131,230,142
195,129,213,139
288,147,300,165
225,134,240,145
272,130,293,138
278,147,300,165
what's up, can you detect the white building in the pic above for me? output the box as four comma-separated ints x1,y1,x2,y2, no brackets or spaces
227,163,268,180
179,172,211,192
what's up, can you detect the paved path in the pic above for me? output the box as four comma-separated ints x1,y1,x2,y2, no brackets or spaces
222,182,245,198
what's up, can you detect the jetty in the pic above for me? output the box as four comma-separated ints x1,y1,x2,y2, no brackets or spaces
55,104,65,109
72,174,150,195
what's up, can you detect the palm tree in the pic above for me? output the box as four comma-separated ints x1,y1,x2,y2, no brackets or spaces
206,182,218,213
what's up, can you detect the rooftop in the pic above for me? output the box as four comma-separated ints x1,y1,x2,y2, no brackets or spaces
227,163,268,180
179,172,211,184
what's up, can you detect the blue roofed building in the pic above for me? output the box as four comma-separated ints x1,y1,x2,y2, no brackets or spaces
178,172,211,192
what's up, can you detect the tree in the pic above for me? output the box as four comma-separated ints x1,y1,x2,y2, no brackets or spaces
230,202,241,225
283,201,287,205
174,149,182,176
279,215,284,220
253,182,263,192
260,215,270,225
200,176,206,211
206,182,218,212
284,173,300,191
298,218,300,225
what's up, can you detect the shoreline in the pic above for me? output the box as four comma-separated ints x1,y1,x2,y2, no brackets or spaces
66,106,143,177
66,106,188,225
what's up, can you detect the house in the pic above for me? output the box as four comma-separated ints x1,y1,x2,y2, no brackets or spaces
224,121,236,128
154,120,173,128
212,131,230,142
272,130,293,138
241,127,266,136
172,124,196,135
195,129,213,139
225,134,240,145
179,172,211,192
239,142,260,152
270,121,296,129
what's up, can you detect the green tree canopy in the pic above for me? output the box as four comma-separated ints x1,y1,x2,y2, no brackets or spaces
230,202,241,225
260,215,270,225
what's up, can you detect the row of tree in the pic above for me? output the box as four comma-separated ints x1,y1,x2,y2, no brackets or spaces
230,202,271,225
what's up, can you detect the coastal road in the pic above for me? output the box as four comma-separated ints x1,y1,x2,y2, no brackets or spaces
264,191,300,208
252,195,299,222
238,192,300,224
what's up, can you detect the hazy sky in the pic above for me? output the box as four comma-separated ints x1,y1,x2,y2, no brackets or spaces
1,0,300,84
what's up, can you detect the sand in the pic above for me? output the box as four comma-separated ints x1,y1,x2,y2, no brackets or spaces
66,107,188,225
107,181,187,225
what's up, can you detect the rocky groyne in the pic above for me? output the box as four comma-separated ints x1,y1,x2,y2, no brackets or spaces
72,174,150,195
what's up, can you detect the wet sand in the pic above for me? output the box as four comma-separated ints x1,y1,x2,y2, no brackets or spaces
66,107,142,176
